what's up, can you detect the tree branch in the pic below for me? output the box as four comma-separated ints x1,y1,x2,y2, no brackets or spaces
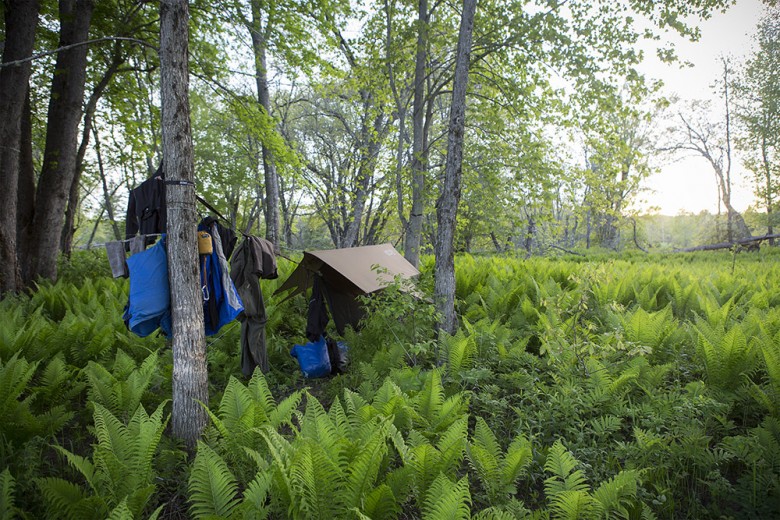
0,37,159,69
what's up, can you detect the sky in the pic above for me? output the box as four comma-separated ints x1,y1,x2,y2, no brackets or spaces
637,0,768,215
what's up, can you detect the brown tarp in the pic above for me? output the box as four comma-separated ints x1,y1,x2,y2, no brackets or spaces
275,243,420,298
274,243,420,334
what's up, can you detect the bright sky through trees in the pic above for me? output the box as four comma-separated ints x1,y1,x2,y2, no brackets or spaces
640,0,765,215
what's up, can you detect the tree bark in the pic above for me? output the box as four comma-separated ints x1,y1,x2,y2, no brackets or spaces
18,89,36,282
434,0,477,335
160,0,208,448
762,133,774,245
404,0,429,268
27,0,94,283
0,0,39,294
249,0,280,246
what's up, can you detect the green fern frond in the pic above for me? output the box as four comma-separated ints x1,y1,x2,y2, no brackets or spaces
37,477,107,520
432,394,466,433
126,402,168,489
188,441,240,519
238,471,271,519
106,498,133,520
544,441,589,496
300,395,341,455
343,420,390,510
549,490,599,520
471,507,522,520
760,331,780,396
0,353,38,413
591,470,640,519
270,390,303,430
0,469,15,520
408,443,443,507
289,441,341,519
361,483,400,520
259,428,295,508
415,370,445,427
437,416,467,475
421,474,471,520
54,446,96,493
219,376,254,431
247,370,277,413
502,435,533,491
467,419,501,491
473,417,501,463
446,329,477,373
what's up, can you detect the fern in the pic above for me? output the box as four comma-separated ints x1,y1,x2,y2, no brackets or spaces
343,420,390,511
0,469,15,520
363,484,400,520
467,418,532,504
544,441,589,497
412,370,467,434
37,477,107,520
549,490,599,520
695,323,756,392
207,373,303,459
445,327,477,373
83,350,159,419
189,442,241,519
421,474,471,520
40,402,167,519
591,470,641,519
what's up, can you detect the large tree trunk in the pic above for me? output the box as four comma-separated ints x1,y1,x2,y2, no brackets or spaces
27,0,94,284
18,89,37,281
403,0,429,268
0,0,39,294
61,43,125,256
249,0,280,246
434,0,476,335
161,0,208,448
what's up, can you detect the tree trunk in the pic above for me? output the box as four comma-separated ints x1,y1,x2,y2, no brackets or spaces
404,0,428,268
61,44,125,256
18,89,36,283
0,0,39,294
762,133,774,245
27,0,94,284
434,0,477,336
93,126,122,240
343,111,388,248
249,0,280,246
161,0,208,449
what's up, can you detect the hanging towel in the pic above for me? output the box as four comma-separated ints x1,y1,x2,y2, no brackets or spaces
106,241,128,278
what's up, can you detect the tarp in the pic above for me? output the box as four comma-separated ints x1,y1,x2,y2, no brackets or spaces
275,243,420,298
274,243,420,334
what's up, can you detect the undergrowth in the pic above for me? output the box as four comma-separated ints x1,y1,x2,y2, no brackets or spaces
1,248,779,518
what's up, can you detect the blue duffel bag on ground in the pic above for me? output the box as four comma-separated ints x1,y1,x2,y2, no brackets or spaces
290,336,332,378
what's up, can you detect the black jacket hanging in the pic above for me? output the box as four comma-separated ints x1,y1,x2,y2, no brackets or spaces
125,163,166,240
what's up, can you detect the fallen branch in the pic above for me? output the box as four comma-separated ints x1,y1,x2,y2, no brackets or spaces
674,233,780,253
549,244,586,257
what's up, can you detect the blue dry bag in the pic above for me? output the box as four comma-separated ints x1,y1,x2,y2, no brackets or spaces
290,336,331,378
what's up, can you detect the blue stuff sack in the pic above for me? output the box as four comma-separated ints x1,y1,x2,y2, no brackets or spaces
290,336,332,378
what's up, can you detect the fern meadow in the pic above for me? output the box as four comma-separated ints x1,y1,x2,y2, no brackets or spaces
1,249,779,518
